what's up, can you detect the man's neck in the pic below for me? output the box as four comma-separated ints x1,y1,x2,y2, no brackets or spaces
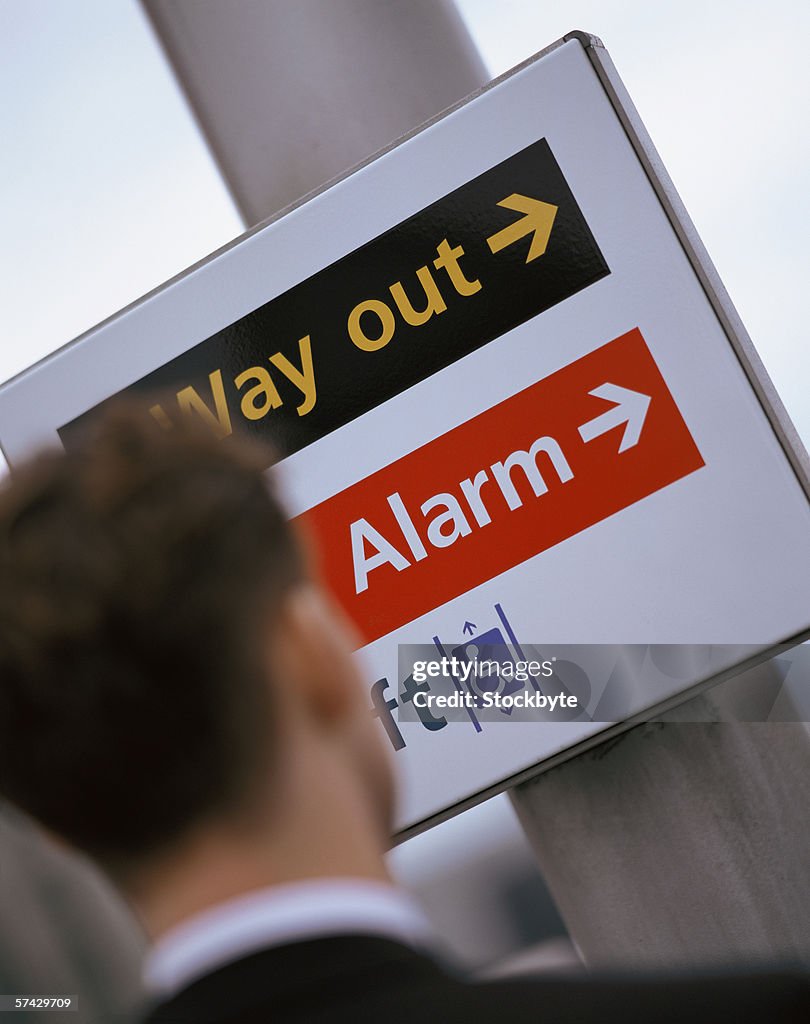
128,784,391,941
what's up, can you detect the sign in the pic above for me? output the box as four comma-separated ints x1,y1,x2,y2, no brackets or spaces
303,328,703,645
61,139,608,454
2,33,810,835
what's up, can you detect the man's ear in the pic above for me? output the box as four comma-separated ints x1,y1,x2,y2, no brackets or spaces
270,583,362,729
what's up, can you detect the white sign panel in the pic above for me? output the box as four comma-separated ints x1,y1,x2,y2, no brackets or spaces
1,34,809,834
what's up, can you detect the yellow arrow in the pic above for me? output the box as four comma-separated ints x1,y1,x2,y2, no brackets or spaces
486,194,558,263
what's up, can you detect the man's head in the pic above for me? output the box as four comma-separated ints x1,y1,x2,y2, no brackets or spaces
0,408,393,883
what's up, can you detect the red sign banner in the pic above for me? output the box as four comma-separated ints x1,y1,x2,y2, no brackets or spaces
297,328,704,645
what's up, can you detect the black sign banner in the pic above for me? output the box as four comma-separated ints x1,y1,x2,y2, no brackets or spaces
60,139,609,458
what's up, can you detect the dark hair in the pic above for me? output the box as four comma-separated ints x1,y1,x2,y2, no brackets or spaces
0,407,302,869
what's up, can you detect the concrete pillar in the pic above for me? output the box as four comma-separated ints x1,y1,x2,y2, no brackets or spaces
142,0,488,227
511,659,810,967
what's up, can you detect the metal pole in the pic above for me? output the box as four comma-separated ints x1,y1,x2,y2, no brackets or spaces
511,660,810,967
141,0,488,227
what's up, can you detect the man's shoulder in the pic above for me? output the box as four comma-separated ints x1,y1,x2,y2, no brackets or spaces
143,934,443,1023
143,935,810,1024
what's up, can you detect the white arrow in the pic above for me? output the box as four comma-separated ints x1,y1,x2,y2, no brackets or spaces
577,383,651,453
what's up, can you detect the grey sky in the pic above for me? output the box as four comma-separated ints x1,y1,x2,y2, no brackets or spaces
0,0,240,385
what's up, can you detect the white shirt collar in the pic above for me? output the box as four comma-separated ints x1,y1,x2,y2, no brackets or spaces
143,878,433,997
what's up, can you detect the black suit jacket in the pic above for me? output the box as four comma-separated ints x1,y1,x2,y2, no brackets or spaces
143,934,810,1024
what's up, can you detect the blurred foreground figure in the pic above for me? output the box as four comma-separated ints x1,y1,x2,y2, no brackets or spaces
0,804,144,1023
0,409,807,1024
